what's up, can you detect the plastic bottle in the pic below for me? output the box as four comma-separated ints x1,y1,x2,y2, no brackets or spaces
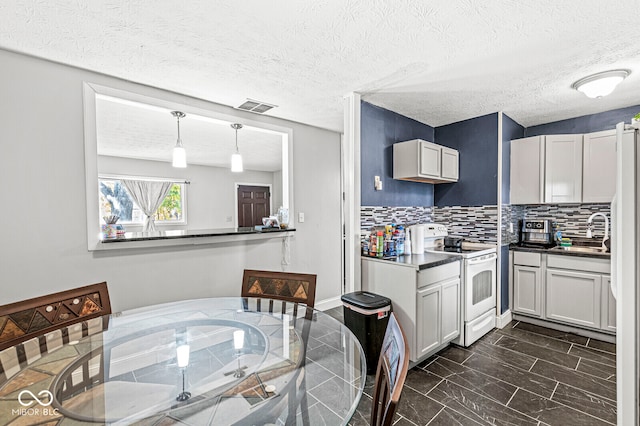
362,233,369,255
396,225,405,255
376,231,384,257
405,227,412,255
369,233,377,256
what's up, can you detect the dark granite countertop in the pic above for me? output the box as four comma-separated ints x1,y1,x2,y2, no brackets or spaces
101,227,295,243
362,252,459,270
510,244,610,259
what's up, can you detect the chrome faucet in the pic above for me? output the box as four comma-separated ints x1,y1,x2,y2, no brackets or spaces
586,212,609,251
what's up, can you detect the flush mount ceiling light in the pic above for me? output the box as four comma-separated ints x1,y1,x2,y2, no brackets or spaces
171,111,187,168
572,69,630,99
230,123,244,173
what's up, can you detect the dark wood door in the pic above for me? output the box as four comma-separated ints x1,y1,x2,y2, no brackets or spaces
237,185,271,227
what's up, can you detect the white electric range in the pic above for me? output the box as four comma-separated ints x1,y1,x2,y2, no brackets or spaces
419,224,497,347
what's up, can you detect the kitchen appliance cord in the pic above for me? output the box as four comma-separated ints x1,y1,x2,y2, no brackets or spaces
281,234,291,269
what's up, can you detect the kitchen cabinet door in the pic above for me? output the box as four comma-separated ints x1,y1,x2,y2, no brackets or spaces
417,285,441,358
544,134,584,203
441,278,460,342
583,130,616,203
510,136,544,204
441,147,459,181
419,141,442,178
513,265,542,317
545,268,601,328
600,275,616,332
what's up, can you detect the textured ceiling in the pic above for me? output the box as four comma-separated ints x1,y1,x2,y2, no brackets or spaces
96,96,283,172
2,1,640,131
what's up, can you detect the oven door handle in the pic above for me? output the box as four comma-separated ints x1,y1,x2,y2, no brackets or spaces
467,253,497,265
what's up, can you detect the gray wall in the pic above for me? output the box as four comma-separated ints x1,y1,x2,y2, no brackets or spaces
0,49,343,312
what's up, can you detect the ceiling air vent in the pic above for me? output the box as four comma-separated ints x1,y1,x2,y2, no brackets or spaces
236,99,277,114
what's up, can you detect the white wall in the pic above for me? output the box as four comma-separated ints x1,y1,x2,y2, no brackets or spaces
0,49,343,312
98,155,281,230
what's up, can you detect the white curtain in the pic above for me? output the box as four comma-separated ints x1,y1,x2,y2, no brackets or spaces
121,180,173,232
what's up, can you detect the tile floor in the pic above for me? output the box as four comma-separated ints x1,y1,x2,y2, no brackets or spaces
324,307,616,426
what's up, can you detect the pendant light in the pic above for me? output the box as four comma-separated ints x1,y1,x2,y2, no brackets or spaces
572,70,629,99
171,111,187,168
230,123,244,173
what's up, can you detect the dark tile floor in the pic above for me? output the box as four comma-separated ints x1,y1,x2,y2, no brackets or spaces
324,307,616,426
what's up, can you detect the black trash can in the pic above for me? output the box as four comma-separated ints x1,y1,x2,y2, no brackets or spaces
341,291,392,375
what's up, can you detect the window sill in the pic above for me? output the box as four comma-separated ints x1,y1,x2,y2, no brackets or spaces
92,227,295,251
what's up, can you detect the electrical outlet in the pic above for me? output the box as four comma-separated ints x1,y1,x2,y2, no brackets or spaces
298,212,305,223
509,223,514,233
226,216,232,222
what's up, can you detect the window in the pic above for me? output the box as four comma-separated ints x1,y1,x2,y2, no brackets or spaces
99,177,186,225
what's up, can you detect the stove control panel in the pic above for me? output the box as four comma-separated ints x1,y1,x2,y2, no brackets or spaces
423,223,448,238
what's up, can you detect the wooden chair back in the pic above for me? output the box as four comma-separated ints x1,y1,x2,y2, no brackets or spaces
240,269,316,426
371,312,410,426
241,269,317,317
0,282,111,352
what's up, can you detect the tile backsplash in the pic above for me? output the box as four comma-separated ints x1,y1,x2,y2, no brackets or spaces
360,206,433,231
362,203,611,245
503,203,611,241
360,205,498,243
432,205,498,243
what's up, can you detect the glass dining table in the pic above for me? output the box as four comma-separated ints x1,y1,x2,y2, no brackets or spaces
0,297,366,425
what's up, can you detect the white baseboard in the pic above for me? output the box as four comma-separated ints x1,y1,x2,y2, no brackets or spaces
316,296,342,311
496,310,513,328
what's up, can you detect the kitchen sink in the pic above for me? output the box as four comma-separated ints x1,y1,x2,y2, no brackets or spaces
548,246,608,254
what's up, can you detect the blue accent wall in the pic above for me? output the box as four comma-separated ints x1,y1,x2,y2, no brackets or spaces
434,113,498,207
525,104,640,136
501,114,525,207
361,101,435,206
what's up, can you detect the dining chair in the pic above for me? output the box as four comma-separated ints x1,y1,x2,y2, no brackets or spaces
241,269,317,316
240,269,317,425
0,282,111,382
371,312,410,426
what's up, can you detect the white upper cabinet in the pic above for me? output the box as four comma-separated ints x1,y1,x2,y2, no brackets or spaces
583,130,617,203
511,133,611,205
510,136,544,204
441,147,459,180
394,139,459,184
544,134,584,203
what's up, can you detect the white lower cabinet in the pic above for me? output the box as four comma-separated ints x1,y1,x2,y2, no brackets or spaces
510,251,613,335
416,277,460,359
362,258,461,362
513,265,543,317
417,285,441,357
441,279,461,342
601,275,616,332
545,269,601,329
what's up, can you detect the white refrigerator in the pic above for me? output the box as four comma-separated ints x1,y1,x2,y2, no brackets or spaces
613,122,639,424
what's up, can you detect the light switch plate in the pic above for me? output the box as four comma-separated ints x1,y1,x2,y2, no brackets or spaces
298,212,305,223
374,175,382,191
